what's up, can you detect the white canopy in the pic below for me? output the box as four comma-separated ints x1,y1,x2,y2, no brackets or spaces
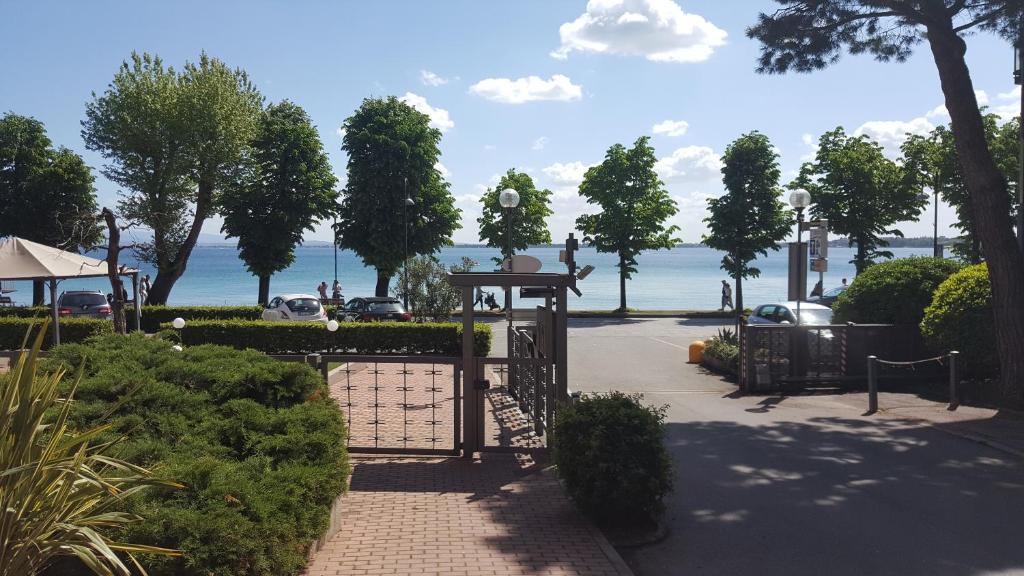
0,236,137,280
0,236,141,345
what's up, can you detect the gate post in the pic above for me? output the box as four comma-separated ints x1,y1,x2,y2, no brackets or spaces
867,355,878,414
948,351,960,411
461,287,478,458
555,285,569,404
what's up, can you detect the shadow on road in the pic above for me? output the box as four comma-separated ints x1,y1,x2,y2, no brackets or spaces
624,415,1024,576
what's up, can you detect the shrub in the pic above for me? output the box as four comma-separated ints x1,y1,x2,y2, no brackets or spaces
920,263,995,378
1,322,180,575
833,257,962,325
0,305,341,332
396,255,477,322
552,392,672,527
703,336,739,374
167,319,492,356
41,333,348,576
0,316,113,350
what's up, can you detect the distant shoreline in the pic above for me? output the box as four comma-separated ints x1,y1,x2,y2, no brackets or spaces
196,237,959,249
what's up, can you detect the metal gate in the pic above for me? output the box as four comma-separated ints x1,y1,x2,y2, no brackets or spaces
319,355,461,456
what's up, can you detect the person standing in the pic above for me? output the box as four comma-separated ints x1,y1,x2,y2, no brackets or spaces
317,281,328,301
474,286,485,310
332,279,342,300
139,274,150,305
810,279,823,298
721,280,734,311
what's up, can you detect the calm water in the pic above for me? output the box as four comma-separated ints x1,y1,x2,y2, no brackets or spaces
4,245,931,310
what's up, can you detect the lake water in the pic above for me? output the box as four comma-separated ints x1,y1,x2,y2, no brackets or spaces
3,245,932,310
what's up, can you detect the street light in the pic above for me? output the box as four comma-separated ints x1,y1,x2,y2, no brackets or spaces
916,191,940,258
1015,32,1024,252
789,189,811,326
498,188,520,315
403,190,415,310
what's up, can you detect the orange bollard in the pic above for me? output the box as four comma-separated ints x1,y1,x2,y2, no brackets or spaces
688,340,705,364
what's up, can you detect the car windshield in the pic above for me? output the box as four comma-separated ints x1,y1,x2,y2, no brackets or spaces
799,309,833,325
823,286,846,297
62,293,106,307
366,301,403,312
285,298,321,313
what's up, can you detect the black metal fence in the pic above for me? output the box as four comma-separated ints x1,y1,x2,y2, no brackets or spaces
739,323,926,392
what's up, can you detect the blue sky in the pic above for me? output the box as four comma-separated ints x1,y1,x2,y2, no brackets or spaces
1,0,1018,244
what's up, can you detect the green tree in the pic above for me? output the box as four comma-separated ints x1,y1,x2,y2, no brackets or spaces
221,101,338,305
747,0,1024,408
702,132,791,319
576,136,680,311
395,255,476,321
83,52,263,305
0,113,102,304
478,168,553,265
902,114,1019,263
337,96,460,296
791,128,924,274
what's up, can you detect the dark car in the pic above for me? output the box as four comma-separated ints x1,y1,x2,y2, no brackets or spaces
808,285,847,308
57,290,112,319
337,297,412,322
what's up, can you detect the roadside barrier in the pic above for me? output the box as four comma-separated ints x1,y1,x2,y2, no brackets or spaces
866,351,960,413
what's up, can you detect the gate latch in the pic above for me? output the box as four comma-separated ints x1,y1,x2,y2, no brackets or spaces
474,378,491,390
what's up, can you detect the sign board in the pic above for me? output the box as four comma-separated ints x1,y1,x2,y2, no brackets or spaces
808,227,828,259
501,255,543,273
810,257,828,273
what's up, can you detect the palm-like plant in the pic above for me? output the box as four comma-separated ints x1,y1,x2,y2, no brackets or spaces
0,320,181,575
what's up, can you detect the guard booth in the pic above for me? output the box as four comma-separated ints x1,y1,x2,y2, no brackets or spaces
448,234,586,456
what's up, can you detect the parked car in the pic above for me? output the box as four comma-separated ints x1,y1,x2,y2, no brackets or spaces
337,297,412,322
57,291,112,319
808,285,847,308
747,301,834,326
262,294,328,323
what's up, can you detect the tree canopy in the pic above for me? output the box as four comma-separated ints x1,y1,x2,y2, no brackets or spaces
703,132,791,315
83,51,263,304
478,169,553,265
576,136,679,311
791,127,924,274
221,101,339,305
1,113,102,304
336,96,461,296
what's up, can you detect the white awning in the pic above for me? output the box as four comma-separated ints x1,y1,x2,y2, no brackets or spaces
0,237,137,281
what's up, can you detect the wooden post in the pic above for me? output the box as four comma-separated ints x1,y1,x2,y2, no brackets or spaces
132,272,142,332
49,279,59,346
948,351,960,411
867,355,878,414
555,285,568,404
461,287,477,458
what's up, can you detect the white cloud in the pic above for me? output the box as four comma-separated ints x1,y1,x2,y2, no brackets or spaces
398,92,455,132
420,70,448,87
654,145,722,182
800,133,817,162
551,0,727,63
652,119,689,137
992,87,1020,121
543,161,592,185
483,144,497,151
926,90,991,120
854,117,934,158
469,74,582,104
532,136,549,150
335,127,346,139
434,161,451,179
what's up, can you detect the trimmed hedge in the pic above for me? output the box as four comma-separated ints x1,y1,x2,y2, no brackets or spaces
702,337,739,375
920,263,995,378
552,392,672,527
42,334,348,576
166,319,492,356
0,316,113,350
832,257,962,325
0,305,340,333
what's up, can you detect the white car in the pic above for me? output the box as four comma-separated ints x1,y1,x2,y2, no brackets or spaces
262,294,328,323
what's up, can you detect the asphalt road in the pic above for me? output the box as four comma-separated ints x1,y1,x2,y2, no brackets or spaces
498,317,1024,576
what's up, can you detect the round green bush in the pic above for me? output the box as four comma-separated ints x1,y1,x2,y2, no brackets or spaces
832,257,962,325
552,392,672,527
920,263,995,377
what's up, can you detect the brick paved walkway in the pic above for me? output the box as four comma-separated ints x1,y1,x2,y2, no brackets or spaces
305,363,630,576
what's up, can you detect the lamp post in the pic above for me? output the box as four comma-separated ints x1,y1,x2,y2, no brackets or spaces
789,189,812,326
916,191,939,257
1015,33,1024,253
498,188,520,315
403,190,415,310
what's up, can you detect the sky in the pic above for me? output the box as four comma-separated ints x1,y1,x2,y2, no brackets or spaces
1,0,1019,245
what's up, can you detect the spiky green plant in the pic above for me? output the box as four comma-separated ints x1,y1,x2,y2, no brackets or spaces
0,320,181,575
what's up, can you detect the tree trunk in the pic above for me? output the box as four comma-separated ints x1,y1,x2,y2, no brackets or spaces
32,280,44,306
928,28,1024,408
144,180,215,305
618,254,627,312
101,208,126,335
855,239,867,275
375,269,391,297
258,275,270,306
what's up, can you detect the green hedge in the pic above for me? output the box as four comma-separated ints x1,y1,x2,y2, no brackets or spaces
832,257,962,325
552,392,673,527
42,334,348,576
920,263,995,378
0,305,340,333
166,319,492,356
702,337,739,374
0,317,113,350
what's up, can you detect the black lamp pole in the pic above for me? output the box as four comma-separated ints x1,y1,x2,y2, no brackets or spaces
796,207,806,326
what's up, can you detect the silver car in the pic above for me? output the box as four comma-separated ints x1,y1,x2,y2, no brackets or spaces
747,301,833,326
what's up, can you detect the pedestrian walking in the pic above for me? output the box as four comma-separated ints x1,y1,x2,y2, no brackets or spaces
474,286,485,310
721,280,734,311
810,279,823,298
317,281,328,301
332,279,342,300
139,274,150,304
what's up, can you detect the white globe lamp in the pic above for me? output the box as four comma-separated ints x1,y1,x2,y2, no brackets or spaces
171,317,186,330
326,319,339,332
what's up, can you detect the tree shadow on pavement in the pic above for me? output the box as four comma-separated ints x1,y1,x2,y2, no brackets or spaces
624,416,1024,576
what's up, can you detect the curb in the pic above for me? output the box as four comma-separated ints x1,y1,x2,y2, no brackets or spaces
924,421,1024,460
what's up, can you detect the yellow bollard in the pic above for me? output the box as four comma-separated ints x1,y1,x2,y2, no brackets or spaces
688,340,705,364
